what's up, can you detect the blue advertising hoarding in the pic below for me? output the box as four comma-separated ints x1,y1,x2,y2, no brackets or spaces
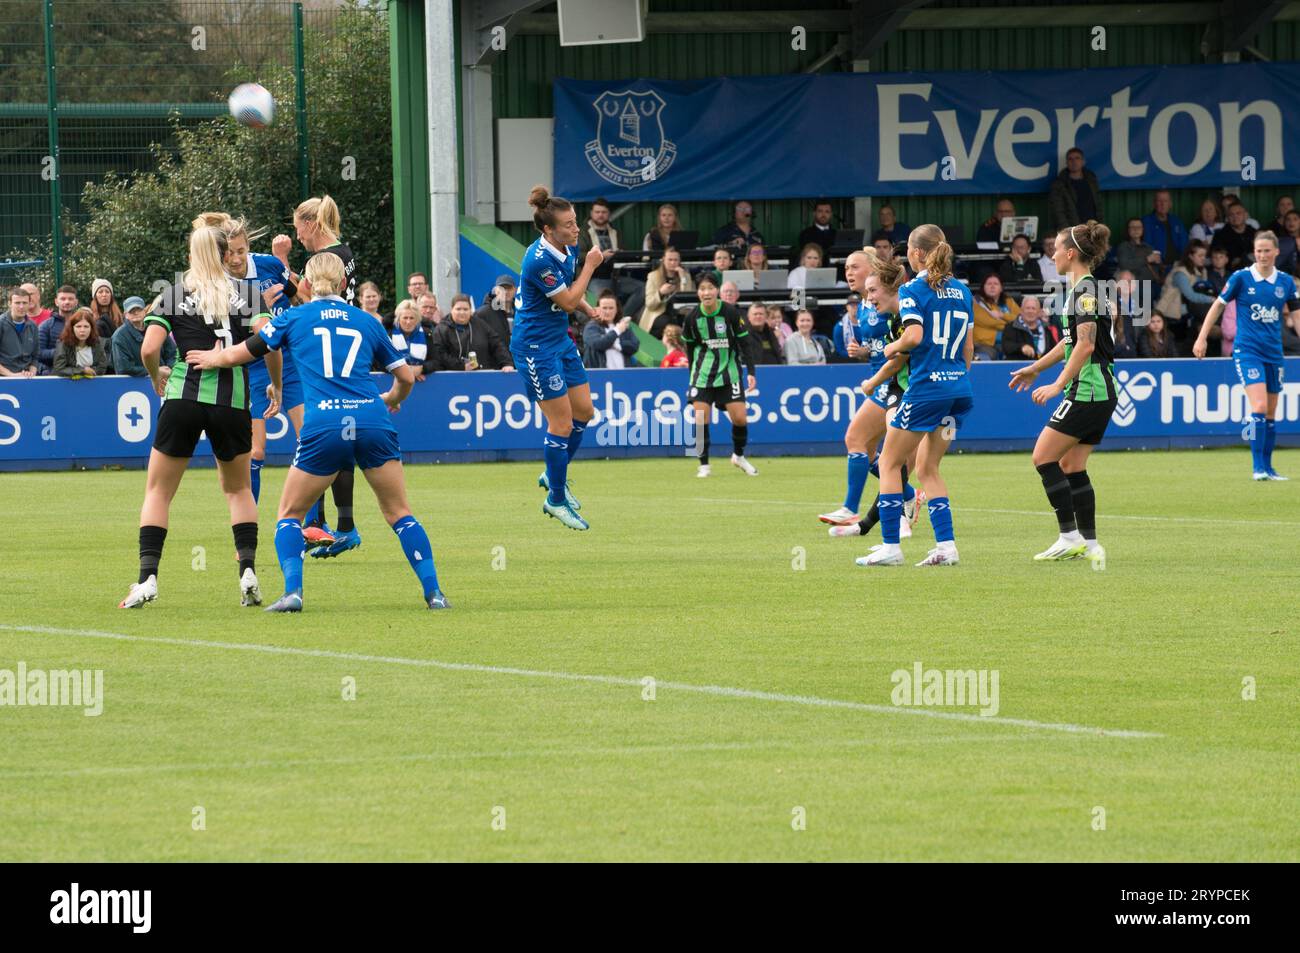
2,359,1297,470
553,63,1300,200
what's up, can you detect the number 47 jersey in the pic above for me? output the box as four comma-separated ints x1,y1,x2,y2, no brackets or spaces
258,295,407,433
897,270,974,400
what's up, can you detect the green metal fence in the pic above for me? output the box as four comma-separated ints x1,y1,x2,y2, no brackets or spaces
0,0,332,285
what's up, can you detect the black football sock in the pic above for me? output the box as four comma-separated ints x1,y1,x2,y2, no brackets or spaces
857,498,881,536
1036,461,1077,534
139,525,167,584
232,522,258,577
1067,470,1096,541
698,427,710,466
731,423,748,457
332,469,356,532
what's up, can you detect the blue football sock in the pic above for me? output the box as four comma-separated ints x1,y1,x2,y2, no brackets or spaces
1264,418,1277,471
304,499,321,528
1250,413,1268,472
928,496,955,543
250,457,264,504
879,492,904,545
567,418,588,461
274,518,304,594
543,432,570,505
844,452,871,512
392,515,440,598
902,480,916,503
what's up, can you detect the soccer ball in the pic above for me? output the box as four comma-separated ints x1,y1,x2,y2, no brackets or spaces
228,83,275,128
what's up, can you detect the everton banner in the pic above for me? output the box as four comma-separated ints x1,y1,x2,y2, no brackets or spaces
553,63,1300,200
2,360,1298,470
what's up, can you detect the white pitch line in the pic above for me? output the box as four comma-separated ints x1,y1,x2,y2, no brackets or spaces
0,624,1161,739
686,497,1300,528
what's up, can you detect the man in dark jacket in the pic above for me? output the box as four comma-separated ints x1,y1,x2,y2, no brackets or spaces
473,275,514,351
38,284,78,373
1001,295,1060,361
0,286,41,376
1048,148,1104,232
429,294,513,371
111,295,177,376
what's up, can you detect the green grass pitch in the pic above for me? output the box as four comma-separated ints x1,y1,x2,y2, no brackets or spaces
1,448,1296,861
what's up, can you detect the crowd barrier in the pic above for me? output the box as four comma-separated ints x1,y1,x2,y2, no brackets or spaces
2,359,1297,470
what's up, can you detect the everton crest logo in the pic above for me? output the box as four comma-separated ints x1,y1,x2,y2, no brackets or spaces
584,90,677,189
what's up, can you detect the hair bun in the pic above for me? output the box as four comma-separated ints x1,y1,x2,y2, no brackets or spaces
528,185,550,210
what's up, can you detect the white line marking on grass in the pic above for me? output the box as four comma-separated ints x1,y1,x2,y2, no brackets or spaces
688,497,1300,528
0,624,1161,739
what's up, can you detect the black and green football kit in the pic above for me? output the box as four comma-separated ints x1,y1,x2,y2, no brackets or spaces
869,311,910,409
145,279,262,460
1048,274,1118,445
680,300,756,407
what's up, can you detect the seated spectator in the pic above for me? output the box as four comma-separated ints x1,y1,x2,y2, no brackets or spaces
430,293,512,371
640,246,694,336
796,199,836,256
745,302,783,365
766,303,792,349
872,237,896,262
38,284,78,373
997,234,1042,286
582,290,639,369
1220,194,1259,228
1038,234,1062,286
660,324,688,368
358,281,386,322
1206,247,1231,296
1116,217,1164,287
696,247,734,287
833,293,863,358
1210,202,1257,270
1157,239,1216,353
787,244,828,288
713,200,764,250
971,272,1020,360
1188,197,1224,245
417,291,442,325
1140,189,1188,262
1137,312,1179,358
0,286,41,376
976,197,1016,244
387,299,436,380
783,310,826,364
90,278,123,346
580,196,620,296
1276,210,1300,274
111,295,176,376
1001,295,1060,360
19,282,51,325
744,243,770,283
643,203,681,253
1267,195,1294,236
473,275,515,351
1111,270,1140,359
719,280,740,309
53,307,107,377
871,203,910,246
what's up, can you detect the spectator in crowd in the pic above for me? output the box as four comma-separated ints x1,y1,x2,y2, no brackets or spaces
1116,217,1164,287
53,307,107,377
417,291,442,325
743,243,770,283
660,324,688,368
797,199,836,256
406,272,429,304
387,299,437,380
640,246,694,337
358,281,386,322
1111,270,1140,359
38,284,78,373
745,302,783,365
20,282,52,325
833,293,862,358
1140,189,1188,262
582,290,639,369
1267,195,1294,236
976,197,1016,244
1188,197,1224,245
111,295,175,377
473,274,514,351
719,280,740,309
971,272,1020,361
787,243,827,288
1219,194,1258,228
713,200,764,250
89,278,123,345
766,303,792,349
1206,247,1231,296
1038,234,1061,286
0,286,41,377
872,203,910,246
872,237,895,262
1276,210,1300,274
1048,146,1102,231
1001,294,1060,361
580,196,620,296
430,293,512,371
998,234,1042,286
1210,202,1257,269
783,309,826,365
643,203,681,253
697,246,734,287
1157,239,1216,352
1137,312,1179,358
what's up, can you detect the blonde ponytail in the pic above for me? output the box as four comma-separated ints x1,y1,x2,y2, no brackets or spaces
184,226,234,327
